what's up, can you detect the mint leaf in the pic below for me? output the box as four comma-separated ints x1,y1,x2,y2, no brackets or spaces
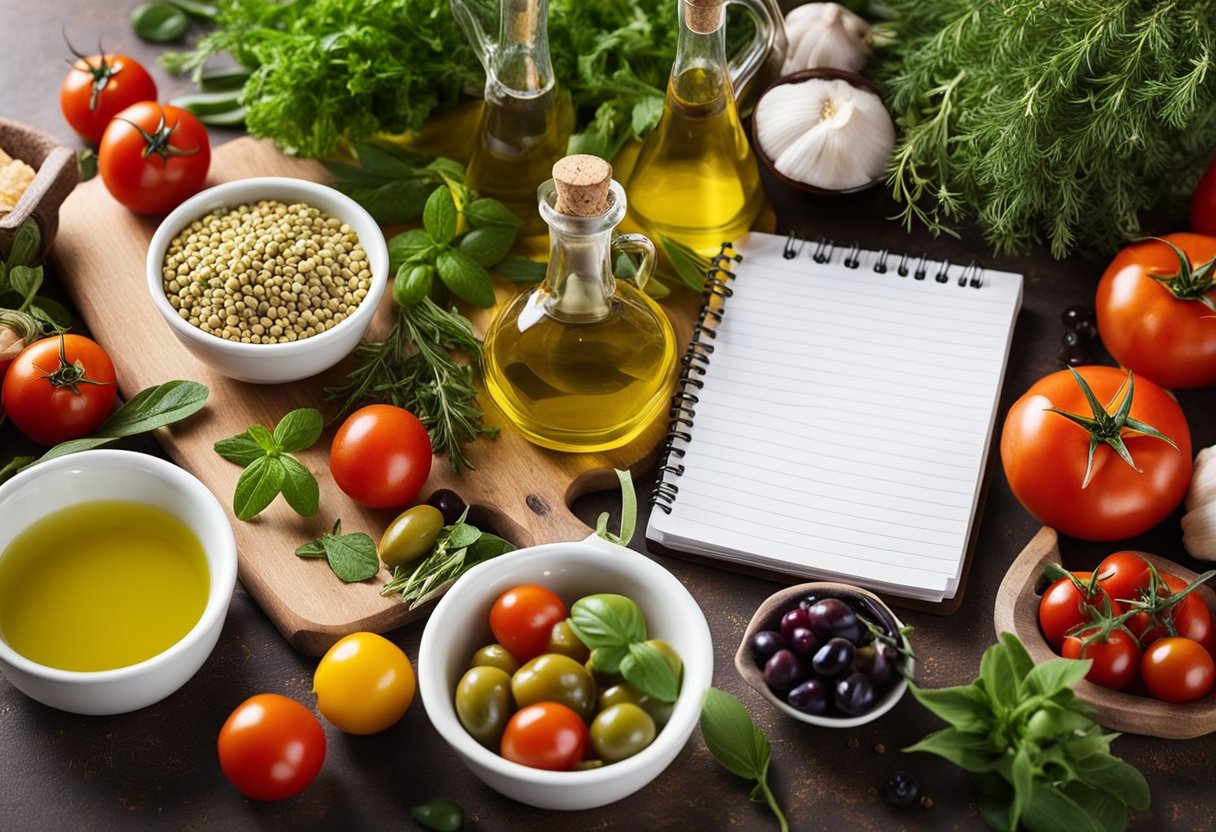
424,186,458,246
233,455,286,520
436,248,495,308
213,434,264,467
273,407,323,452
279,455,319,517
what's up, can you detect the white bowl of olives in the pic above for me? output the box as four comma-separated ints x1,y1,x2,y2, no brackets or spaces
145,176,389,384
417,536,714,811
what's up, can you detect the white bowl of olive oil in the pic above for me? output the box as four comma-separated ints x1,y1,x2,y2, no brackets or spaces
0,449,237,715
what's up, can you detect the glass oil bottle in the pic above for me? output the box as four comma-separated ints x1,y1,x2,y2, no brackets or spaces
626,0,776,254
482,155,678,452
451,0,574,236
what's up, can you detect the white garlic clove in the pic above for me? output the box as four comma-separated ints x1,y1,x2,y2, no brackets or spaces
1186,446,1216,510
782,2,871,75
1182,500,1216,560
754,82,828,160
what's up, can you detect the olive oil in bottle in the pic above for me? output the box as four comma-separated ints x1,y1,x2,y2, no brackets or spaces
482,156,678,452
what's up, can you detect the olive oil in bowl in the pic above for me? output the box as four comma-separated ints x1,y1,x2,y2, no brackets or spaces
0,500,210,672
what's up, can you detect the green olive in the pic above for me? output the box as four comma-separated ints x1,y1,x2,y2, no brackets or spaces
589,703,656,763
454,665,514,748
646,639,683,687
470,643,521,675
598,682,673,730
378,504,445,568
511,653,596,722
547,619,590,663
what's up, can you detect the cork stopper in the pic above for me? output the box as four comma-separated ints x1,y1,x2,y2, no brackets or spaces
685,0,724,35
552,155,613,217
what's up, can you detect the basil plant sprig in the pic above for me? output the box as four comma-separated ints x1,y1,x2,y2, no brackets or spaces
699,687,789,832
213,407,322,520
907,632,1149,832
568,593,681,703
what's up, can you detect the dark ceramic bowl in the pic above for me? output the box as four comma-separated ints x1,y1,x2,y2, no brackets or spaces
0,119,79,264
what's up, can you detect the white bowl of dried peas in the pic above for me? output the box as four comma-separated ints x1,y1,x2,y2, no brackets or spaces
145,176,389,384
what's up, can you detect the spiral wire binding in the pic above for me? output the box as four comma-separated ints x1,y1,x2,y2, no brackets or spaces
650,242,741,513
649,235,987,512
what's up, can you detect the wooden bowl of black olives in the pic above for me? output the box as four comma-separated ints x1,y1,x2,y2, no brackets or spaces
735,582,915,726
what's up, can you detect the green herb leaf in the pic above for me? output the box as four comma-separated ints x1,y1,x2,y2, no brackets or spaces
588,644,628,675
295,537,327,558
493,255,548,283
273,407,323,452
631,95,664,137
620,640,679,703
699,688,789,832
6,220,39,267
595,468,638,546
132,2,189,43
389,228,438,271
233,455,287,520
904,726,1003,773
213,434,264,467
322,528,380,582
425,157,467,188
458,226,517,267
569,594,647,649
76,149,97,182
198,66,250,92
436,248,495,308
444,521,482,550
424,187,458,246
356,142,428,179
337,179,433,225
8,265,42,306
463,532,515,565
1023,657,1092,699
162,0,218,20
659,236,713,292
907,683,992,734
29,298,71,331
278,455,319,517
463,198,523,230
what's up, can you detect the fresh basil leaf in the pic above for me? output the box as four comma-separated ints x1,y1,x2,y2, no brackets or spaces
8,265,42,305
1009,746,1034,832
644,276,672,299
199,66,250,92
233,455,286,520
569,593,647,649
444,521,482,550
998,631,1036,680
436,248,495,308
6,219,39,268
458,226,516,267
29,298,72,330
355,142,429,179
631,95,664,137
980,638,1021,710
425,157,466,188
1019,780,1109,832
1023,657,1092,699
907,682,993,733
76,149,98,182
463,197,522,230
213,434,264,467
620,640,679,703
389,228,437,271
492,255,548,283
324,530,380,582
1070,753,1150,810
346,179,432,225
273,407,323,452
904,727,1003,774
699,687,769,781
659,235,712,292
295,537,327,558
424,187,458,246
463,532,516,565
595,468,637,546
325,159,397,188
588,644,628,675
162,0,219,20
247,423,278,453
132,2,190,43
278,454,319,517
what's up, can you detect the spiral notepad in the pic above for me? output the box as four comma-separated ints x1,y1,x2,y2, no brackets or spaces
646,231,1024,604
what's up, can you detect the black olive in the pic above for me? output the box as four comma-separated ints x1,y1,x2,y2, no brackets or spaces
426,488,467,526
883,770,921,808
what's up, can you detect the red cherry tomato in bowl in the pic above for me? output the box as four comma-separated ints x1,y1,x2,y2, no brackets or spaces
489,584,569,663
1095,233,1216,389
1093,551,1151,605
99,102,211,215
1038,571,1122,650
500,701,588,771
217,693,326,801
1140,637,1215,703
1127,572,1213,648
1,334,117,446
1000,366,1191,541
60,51,157,144
329,404,433,508
1062,627,1141,691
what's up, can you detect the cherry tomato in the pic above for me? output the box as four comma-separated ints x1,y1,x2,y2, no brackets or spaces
1192,154,1216,236
329,404,433,508
1062,628,1141,691
60,50,157,144
1,334,117,446
1095,233,1216,389
489,584,569,664
1127,572,1213,648
1038,571,1122,650
217,693,326,801
313,632,416,735
1140,637,1215,703
1094,551,1150,605
98,102,211,215
1000,366,1191,541
500,702,588,771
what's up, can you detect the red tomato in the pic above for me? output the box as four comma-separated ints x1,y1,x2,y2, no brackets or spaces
1127,572,1213,648
489,584,569,663
60,51,157,144
1000,366,1192,541
217,693,326,801
1,335,117,446
98,102,211,215
1095,233,1216,389
1038,571,1122,650
1192,155,1216,236
1094,551,1150,605
329,404,433,508
1062,628,1141,691
1140,637,1215,703
500,702,588,771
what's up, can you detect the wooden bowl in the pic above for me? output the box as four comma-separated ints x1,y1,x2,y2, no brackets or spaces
734,581,914,727
994,526,1216,739
750,68,887,197
0,118,79,264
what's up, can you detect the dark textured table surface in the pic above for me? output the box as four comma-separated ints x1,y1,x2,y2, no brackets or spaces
2,3,1214,830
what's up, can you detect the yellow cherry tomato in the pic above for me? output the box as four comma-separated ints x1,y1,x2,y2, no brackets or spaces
313,632,416,734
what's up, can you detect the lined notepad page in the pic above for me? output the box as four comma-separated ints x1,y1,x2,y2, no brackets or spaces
646,232,1023,602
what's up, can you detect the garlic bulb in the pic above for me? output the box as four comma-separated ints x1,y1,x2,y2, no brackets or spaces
754,77,895,191
1182,446,1216,559
782,3,871,75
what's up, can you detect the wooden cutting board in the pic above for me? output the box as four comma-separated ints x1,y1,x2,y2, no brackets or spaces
53,137,699,656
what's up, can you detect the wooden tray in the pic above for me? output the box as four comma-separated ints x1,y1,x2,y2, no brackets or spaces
994,526,1216,739
52,137,699,655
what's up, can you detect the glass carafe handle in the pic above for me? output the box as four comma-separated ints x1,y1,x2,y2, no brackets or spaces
612,233,656,292
450,0,496,73
725,0,777,99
